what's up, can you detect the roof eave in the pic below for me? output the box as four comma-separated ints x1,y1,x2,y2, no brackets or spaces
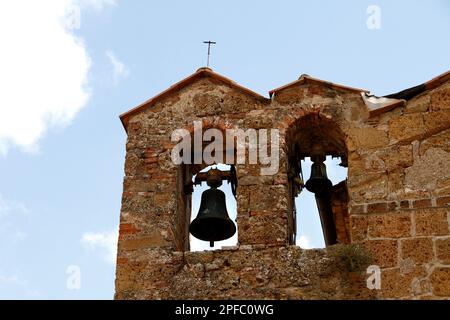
424,70,450,90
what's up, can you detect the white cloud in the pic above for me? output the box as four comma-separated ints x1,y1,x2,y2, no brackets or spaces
0,1,115,155
0,194,30,219
79,0,117,11
0,274,27,287
0,273,42,298
14,229,29,241
81,229,118,264
106,50,130,85
0,195,30,245
297,235,312,249
24,289,43,298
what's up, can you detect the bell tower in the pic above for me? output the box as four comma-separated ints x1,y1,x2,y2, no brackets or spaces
115,68,450,300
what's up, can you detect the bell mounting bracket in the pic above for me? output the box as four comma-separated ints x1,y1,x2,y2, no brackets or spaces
193,166,238,199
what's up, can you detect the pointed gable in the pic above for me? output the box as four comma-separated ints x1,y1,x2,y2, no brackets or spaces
269,74,368,100
120,67,267,130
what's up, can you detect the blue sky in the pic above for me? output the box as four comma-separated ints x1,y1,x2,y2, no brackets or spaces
0,0,448,299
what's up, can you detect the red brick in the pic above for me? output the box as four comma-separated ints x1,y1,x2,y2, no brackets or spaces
122,191,135,199
367,202,387,213
120,223,140,235
308,84,327,96
145,146,163,156
144,156,159,164
117,257,129,265
249,210,272,217
146,165,159,174
413,199,432,208
388,201,398,211
400,200,410,209
437,196,450,207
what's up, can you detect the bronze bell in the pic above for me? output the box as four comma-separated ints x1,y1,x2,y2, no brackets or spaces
305,156,332,195
189,168,236,247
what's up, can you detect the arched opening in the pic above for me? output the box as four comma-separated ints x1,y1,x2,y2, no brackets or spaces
285,113,350,248
173,122,239,252
295,156,348,248
190,164,238,251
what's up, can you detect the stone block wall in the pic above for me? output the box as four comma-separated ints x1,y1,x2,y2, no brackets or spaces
345,82,450,298
115,69,450,299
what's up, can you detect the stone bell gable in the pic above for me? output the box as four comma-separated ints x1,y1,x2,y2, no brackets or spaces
115,68,450,299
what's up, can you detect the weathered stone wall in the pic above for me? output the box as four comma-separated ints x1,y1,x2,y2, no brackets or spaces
115,72,450,299
346,82,450,299
116,245,375,299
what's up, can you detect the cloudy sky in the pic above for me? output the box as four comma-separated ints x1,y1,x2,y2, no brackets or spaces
0,0,449,299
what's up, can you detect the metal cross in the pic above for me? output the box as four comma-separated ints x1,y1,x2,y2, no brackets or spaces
203,41,216,67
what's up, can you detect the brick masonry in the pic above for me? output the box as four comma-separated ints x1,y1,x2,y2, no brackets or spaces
115,69,450,299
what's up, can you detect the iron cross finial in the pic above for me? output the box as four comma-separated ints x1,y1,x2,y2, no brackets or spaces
203,41,216,68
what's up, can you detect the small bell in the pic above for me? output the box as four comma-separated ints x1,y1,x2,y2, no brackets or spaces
189,168,236,247
305,157,332,195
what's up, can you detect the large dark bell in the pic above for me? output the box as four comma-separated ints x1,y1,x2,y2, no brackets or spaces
305,161,332,194
189,188,236,247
